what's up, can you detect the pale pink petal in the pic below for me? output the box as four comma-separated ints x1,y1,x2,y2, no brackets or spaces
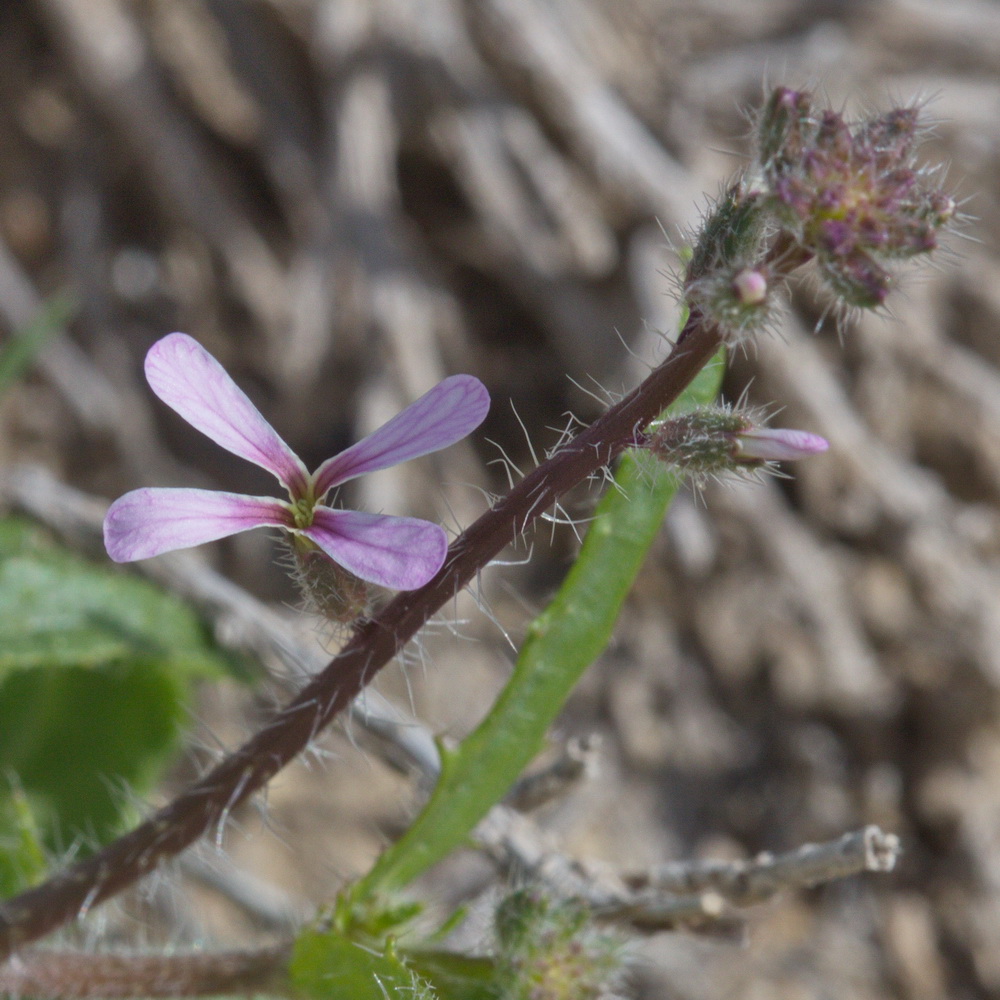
733,427,830,463
104,488,291,562
313,375,489,497
145,334,309,493
303,507,448,589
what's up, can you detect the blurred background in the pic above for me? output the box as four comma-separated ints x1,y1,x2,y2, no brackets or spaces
2,0,1000,997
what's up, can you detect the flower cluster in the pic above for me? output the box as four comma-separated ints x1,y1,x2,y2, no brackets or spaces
104,334,490,600
756,87,955,307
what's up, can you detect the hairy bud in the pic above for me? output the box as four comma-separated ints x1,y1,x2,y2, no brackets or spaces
645,405,828,479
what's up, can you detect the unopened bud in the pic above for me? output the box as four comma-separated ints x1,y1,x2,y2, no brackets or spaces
686,260,775,342
730,426,830,463
757,87,812,166
688,183,768,282
646,406,828,477
732,268,768,305
820,250,892,308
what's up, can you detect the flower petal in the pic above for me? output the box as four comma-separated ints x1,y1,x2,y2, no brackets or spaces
145,333,309,493
104,488,291,562
733,427,830,463
303,507,448,589
313,374,490,497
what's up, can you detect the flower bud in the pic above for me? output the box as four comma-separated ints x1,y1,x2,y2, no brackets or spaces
688,183,769,281
646,405,828,478
730,426,830,463
685,259,776,342
732,267,768,305
757,87,813,167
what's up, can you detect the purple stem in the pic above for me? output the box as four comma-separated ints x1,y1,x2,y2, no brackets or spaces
0,309,722,962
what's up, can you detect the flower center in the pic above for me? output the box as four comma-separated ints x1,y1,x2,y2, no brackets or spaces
290,497,315,530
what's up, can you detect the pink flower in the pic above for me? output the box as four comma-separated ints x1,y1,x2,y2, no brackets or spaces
104,333,490,590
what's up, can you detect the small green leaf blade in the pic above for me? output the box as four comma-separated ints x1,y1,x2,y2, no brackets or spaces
0,520,232,679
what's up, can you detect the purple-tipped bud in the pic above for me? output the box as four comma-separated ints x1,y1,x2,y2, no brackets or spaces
820,250,892,308
731,426,830,463
645,405,828,477
757,87,812,165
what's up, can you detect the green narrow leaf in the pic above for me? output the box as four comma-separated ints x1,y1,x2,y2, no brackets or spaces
404,950,496,1000
354,349,726,898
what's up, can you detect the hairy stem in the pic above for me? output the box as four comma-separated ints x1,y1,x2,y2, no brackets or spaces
0,309,722,961
0,944,292,998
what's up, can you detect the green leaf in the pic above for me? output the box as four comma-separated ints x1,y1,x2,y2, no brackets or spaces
292,928,434,1000
405,950,496,1000
353,349,726,898
292,923,497,1000
0,521,229,679
0,517,243,844
0,662,188,844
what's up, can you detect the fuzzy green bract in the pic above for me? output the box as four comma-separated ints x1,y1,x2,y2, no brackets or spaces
347,347,726,905
0,517,243,848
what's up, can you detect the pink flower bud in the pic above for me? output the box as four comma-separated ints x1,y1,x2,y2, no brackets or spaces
645,406,829,477
731,426,830,463
732,268,768,305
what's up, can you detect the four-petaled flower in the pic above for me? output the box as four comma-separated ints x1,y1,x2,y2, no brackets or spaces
104,333,490,591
